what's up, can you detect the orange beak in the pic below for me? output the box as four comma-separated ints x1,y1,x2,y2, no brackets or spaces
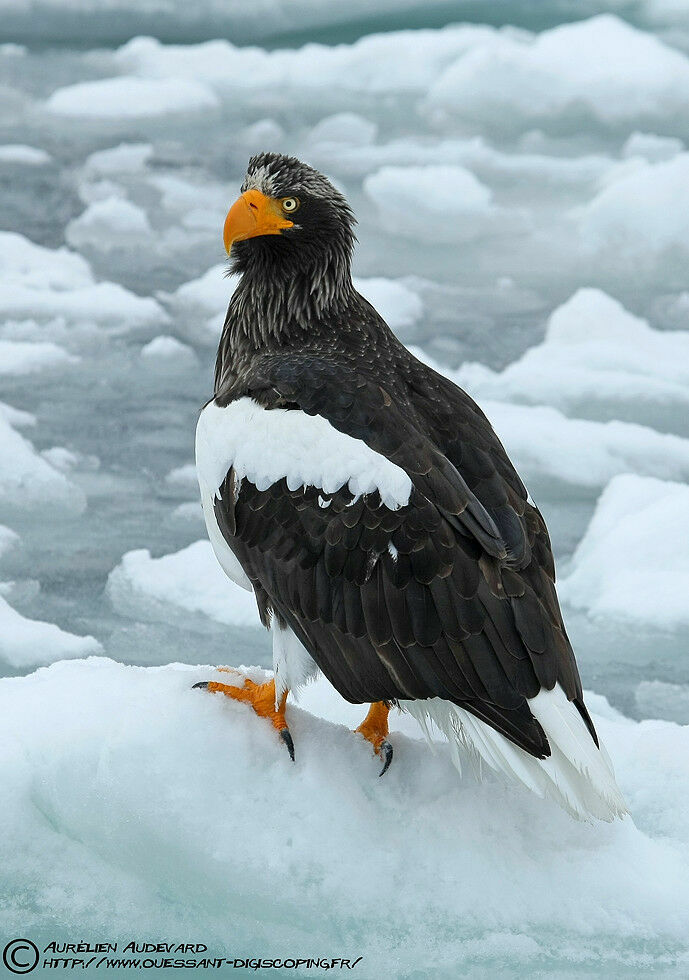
223,189,294,254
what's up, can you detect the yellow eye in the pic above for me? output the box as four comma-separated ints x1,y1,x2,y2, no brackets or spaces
281,197,300,213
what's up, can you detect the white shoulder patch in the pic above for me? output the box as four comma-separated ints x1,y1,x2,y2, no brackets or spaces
195,396,412,510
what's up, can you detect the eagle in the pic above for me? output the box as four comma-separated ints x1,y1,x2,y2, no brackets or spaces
193,152,626,821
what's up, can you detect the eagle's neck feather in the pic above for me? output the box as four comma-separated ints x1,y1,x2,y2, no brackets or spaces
215,245,354,390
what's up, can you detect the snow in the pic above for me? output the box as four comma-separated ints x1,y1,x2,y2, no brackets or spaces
0,596,101,669
1,2,688,966
0,230,166,329
308,111,378,147
107,540,260,630
0,339,77,375
83,141,153,176
195,397,413,510
0,404,86,516
0,143,51,164
427,15,689,128
45,76,220,118
575,153,689,262
66,196,152,251
353,276,422,330
364,165,497,242
559,475,689,629
1,657,689,971
0,230,92,290
165,462,197,489
113,26,499,95
0,524,19,558
140,334,195,363
621,131,684,163
481,401,689,493
164,262,233,316
456,289,689,424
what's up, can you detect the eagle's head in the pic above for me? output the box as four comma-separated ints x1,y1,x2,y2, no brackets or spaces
224,153,356,280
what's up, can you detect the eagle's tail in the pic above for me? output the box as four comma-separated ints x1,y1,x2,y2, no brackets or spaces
401,684,627,821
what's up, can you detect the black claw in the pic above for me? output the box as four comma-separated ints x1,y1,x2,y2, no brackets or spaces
378,739,393,777
280,728,295,762
193,681,209,690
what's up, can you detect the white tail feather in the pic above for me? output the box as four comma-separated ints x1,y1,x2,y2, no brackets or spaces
401,685,627,821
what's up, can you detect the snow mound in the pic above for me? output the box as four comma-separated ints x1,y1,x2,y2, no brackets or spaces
353,276,423,330
0,403,86,516
457,289,689,425
106,540,259,631
0,596,101,669
427,15,689,128
45,76,220,118
559,474,689,629
2,657,688,972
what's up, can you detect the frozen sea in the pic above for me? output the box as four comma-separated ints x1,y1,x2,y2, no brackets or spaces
1,1,689,976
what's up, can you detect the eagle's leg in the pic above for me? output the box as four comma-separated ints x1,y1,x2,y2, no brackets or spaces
193,669,294,761
355,701,393,777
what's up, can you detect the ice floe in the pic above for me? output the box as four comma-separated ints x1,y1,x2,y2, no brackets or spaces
353,276,423,329
83,141,153,177
0,403,86,516
559,474,689,629
66,196,152,251
0,230,167,330
46,76,220,118
0,339,77,375
106,540,259,630
456,289,689,428
140,335,196,363
364,164,497,243
0,143,51,165
575,153,689,266
427,15,689,129
0,597,101,669
1,657,688,972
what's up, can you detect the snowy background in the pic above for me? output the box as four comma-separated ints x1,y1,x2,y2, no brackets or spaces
1,1,689,976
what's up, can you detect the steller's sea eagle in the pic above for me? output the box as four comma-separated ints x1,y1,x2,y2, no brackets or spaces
193,153,626,821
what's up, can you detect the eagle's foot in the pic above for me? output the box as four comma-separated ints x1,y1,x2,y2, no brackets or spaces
355,701,393,777
193,672,294,761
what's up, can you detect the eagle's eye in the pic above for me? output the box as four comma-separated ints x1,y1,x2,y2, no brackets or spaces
281,197,300,213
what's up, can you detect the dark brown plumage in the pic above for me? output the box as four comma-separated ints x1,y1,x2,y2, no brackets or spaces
207,152,598,763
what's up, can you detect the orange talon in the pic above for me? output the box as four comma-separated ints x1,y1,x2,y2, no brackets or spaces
355,701,393,776
194,675,294,760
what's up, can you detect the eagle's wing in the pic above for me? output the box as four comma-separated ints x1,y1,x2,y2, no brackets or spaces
199,353,591,760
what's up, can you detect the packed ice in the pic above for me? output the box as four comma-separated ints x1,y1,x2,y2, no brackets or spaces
1,1,688,973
